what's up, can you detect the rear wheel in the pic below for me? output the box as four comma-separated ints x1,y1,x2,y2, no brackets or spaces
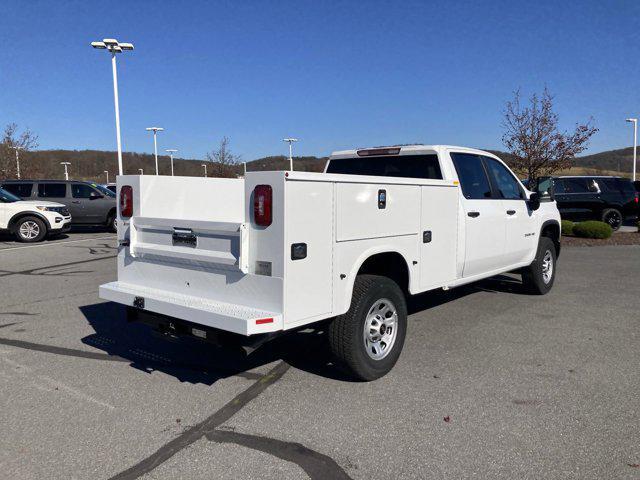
602,208,622,231
14,216,47,243
107,213,117,233
522,237,556,295
328,274,407,381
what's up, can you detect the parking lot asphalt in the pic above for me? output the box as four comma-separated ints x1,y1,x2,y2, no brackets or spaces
0,234,639,479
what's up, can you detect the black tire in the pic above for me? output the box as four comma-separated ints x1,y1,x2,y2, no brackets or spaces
14,216,47,243
522,237,557,295
602,208,622,231
107,213,117,233
328,274,407,381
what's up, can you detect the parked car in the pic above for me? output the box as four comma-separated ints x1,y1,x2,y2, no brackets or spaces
537,176,638,230
1,180,117,231
104,183,117,193
0,187,71,242
100,145,560,381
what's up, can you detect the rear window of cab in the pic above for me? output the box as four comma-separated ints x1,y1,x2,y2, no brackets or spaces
326,154,443,180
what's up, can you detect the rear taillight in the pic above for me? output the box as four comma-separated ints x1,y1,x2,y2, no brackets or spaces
635,193,638,204
120,185,133,218
253,185,272,227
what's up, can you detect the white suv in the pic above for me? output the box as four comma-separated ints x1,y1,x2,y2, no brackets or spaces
0,187,72,242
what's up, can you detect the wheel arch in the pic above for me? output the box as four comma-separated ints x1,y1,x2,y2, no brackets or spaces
338,248,413,316
540,219,560,257
8,211,51,233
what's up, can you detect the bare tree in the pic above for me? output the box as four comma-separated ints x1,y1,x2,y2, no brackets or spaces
502,88,598,181
0,123,39,178
205,136,241,178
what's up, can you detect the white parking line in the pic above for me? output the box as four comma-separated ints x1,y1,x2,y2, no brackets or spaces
0,236,116,252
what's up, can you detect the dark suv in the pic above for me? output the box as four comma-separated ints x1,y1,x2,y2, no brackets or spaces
1,180,117,231
537,176,638,230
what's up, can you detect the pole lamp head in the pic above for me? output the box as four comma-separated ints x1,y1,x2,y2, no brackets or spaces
626,118,638,124
91,39,134,54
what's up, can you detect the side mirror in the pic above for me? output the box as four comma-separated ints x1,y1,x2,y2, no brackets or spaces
528,192,541,211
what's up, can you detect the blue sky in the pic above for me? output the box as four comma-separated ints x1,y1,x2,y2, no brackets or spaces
1,0,639,160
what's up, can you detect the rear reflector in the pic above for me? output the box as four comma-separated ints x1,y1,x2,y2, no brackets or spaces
253,184,272,227
356,147,401,156
255,318,274,325
120,185,133,218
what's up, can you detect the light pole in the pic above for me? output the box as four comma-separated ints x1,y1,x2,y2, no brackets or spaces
146,127,164,175
61,162,71,181
138,168,144,175
626,118,637,181
11,146,23,179
283,138,298,171
201,164,208,177
91,38,134,176
166,149,178,176
104,170,109,183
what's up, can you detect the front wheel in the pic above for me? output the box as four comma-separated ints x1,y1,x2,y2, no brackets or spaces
522,237,557,295
14,216,47,243
328,275,407,381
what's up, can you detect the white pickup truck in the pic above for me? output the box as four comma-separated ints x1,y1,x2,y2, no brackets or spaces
100,145,560,380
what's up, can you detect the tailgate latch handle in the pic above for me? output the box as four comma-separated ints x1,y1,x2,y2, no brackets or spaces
172,228,197,247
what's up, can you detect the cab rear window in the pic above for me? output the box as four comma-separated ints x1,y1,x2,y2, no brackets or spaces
326,154,443,180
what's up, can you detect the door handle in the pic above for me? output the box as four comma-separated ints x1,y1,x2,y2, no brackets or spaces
467,211,480,218
506,210,516,215
71,201,80,204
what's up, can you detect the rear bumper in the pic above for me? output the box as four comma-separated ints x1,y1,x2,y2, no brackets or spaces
99,281,282,336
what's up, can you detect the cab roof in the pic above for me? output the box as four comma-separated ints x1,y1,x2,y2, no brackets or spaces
329,144,499,159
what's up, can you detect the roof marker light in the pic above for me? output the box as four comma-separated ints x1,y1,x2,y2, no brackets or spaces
356,147,401,157
255,318,274,325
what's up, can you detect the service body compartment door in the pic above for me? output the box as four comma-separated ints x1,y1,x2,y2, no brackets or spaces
284,180,333,326
419,186,459,290
336,183,420,241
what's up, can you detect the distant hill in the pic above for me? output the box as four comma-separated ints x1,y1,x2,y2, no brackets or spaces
7,149,327,181
2,146,635,182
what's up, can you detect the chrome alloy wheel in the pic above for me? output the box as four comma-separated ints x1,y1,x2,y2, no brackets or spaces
541,250,554,284
363,298,399,360
19,221,40,240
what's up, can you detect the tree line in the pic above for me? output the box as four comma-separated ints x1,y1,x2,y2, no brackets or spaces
0,88,601,182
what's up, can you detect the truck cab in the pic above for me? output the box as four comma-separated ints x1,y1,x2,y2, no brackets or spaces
100,145,560,381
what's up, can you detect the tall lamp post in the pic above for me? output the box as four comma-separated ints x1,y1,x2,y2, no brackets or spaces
11,146,23,179
61,162,71,181
146,127,164,175
201,164,208,177
166,149,178,176
283,138,298,171
104,170,109,184
91,38,134,176
626,118,637,182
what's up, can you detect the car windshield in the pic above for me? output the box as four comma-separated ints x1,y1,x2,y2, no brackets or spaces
0,187,22,203
92,184,116,197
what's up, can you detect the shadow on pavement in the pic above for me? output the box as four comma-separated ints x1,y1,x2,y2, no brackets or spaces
79,302,346,385
80,273,528,385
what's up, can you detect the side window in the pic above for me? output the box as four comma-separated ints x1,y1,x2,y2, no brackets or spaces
483,157,524,200
450,153,493,200
38,183,67,198
72,183,98,198
2,183,33,197
560,178,589,193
